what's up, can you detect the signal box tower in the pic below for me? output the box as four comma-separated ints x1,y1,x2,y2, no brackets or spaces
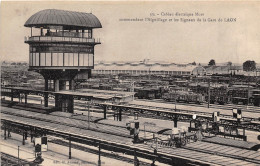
24,9,102,112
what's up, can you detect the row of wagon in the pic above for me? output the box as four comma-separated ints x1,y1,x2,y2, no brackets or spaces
134,87,260,106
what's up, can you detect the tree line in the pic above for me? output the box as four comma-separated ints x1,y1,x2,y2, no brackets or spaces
205,59,257,71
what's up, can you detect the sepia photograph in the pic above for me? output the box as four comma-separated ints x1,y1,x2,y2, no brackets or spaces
0,0,260,165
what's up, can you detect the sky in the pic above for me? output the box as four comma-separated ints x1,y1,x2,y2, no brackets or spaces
0,1,260,64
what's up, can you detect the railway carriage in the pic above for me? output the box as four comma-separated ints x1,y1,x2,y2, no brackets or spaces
228,86,253,105
252,89,260,106
163,91,204,104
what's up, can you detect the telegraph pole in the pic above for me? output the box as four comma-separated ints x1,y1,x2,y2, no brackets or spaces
247,79,250,108
4,125,6,140
88,102,90,129
175,89,177,111
208,79,210,108
69,135,71,159
144,124,146,139
18,146,20,165
98,142,101,166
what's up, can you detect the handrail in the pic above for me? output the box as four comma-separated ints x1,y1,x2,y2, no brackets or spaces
25,36,101,43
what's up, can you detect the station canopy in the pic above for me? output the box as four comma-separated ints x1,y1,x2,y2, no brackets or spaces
24,9,102,30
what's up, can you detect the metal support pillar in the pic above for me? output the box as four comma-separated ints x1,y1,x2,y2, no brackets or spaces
98,142,101,166
18,146,20,165
25,131,27,140
172,158,174,166
54,80,60,92
40,28,43,36
104,106,107,119
22,132,25,145
25,94,27,104
69,80,75,91
243,128,246,141
208,80,210,108
69,135,71,159
4,126,7,140
8,129,11,138
69,80,72,90
55,94,59,108
189,121,192,132
224,127,226,138
59,80,66,91
152,148,157,166
134,134,139,144
68,95,74,113
174,114,178,128
31,130,33,142
119,109,122,121
116,110,119,121
44,79,48,107
44,92,48,107
114,111,116,121
88,102,90,129
11,90,13,102
90,29,93,38
134,149,139,166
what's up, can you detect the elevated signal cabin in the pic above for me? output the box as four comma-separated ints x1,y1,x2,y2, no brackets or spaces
24,9,102,112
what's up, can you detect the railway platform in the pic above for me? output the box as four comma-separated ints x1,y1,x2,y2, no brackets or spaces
1,131,135,166
1,106,260,165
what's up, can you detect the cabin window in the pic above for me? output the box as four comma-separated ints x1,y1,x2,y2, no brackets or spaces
79,53,84,66
40,53,46,66
89,54,94,66
52,53,58,66
46,53,51,66
69,53,73,66
64,53,69,66
29,53,33,66
32,53,36,66
58,53,63,66
35,53,40,66
73,53,79,66
83,54,89,66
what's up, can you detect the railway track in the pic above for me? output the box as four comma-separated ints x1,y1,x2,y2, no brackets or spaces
1,114,201,165
1,109,133,140
1,125,151,166
137,99,260,113
3,99,260,133
1,152,30,166
2,107,260,166
49,139,152,166
6,95,260,115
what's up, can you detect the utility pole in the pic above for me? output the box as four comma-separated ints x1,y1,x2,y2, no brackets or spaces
175,89,177,111
208,79,210,108
18,146,20,165
69,135,71,159
98,142,101,166
247,79,250,108
4,125,6,140
144,124,146,139
156,137,158,150
134,149,139,166
22,131,25,145
88,102,90,129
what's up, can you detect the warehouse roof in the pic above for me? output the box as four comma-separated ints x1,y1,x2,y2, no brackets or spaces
94,62,197,72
